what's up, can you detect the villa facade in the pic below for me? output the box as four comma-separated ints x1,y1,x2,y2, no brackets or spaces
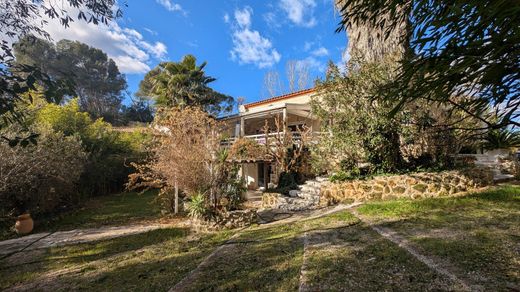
220,88,321,190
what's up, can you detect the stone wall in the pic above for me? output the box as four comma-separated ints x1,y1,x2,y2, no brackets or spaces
320,168,493,205
214,209,257,229
192,209,258,231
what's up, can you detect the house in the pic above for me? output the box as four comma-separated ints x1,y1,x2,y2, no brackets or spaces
220,88,321,190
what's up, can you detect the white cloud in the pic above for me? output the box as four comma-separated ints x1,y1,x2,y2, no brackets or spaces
41,7,168,74
263,12,281,30
279,0,317,28
229,7,281,68
312,46,329,57
156,0,185,14
234,6,253,28
143,28,158,36
223,13,230,23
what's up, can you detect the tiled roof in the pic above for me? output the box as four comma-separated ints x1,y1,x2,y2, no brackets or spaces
243,88,315,109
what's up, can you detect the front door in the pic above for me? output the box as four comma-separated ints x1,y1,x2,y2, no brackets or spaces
257,162,265,188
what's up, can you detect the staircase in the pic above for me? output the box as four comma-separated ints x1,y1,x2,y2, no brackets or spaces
471,154,515,183
274,177,328,211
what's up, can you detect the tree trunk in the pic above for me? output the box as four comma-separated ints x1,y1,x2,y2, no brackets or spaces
174,179,179,214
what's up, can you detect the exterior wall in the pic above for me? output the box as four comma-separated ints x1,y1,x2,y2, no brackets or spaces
242,163,259,190
242,92,314,114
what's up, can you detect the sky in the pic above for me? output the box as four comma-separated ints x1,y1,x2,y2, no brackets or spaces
44,0,348,107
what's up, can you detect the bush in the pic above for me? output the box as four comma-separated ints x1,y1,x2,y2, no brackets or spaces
268,172,300,195
187,193,208,219
330,168,361,183
37,99,149,196
228,138,266,161
0,126,87,216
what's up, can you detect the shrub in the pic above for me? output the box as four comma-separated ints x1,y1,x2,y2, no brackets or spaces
128,107,242,215
228,138,266,161
36,99,149,195
0,126,87,216
330,168,361,183
187,193,208,219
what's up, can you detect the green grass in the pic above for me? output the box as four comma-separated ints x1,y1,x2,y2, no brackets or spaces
2,186,518,290
1,191,162,240
357,184,520,291
0,227,234,291
303,225,460,291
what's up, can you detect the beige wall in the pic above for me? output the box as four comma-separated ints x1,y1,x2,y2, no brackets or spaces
242,163,258,189
241,92,314,114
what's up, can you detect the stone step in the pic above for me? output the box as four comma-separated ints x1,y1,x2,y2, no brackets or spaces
300,185,319,192
493,174,515,183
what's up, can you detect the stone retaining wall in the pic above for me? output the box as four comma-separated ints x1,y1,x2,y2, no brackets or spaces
192,209,258,231
320,168,494,205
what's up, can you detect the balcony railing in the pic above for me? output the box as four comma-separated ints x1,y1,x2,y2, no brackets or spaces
220,131,321,147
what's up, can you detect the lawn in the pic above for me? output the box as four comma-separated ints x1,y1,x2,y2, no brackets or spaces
1,191,162,240
1,185,518,291
356,184,520,291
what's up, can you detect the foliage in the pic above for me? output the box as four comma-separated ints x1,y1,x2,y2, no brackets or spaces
186,193,208,219
0,0,120,144
122,96,154,123
36,98,149,195
127,107,242,214
312,54,480,174
137,55,234,116
13,36,127,124
262,115,313,174
0,126,87,216
483,128,520,150
275,172,300,195
311,55,404,173
330,159,362,182
337,0,520,129
228,138,267,161
214,149,247,211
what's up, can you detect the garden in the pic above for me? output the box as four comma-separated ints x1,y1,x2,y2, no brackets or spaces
1,0,519,291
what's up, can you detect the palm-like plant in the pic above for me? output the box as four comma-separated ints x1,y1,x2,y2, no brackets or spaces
137,55,233,115
483,128,520,150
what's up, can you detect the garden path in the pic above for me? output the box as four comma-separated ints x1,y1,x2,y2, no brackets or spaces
0,223,176,259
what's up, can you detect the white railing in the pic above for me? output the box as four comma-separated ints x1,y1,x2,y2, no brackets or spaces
220,131,321,147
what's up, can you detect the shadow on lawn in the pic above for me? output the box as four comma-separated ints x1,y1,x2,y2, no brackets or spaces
302,224,460,291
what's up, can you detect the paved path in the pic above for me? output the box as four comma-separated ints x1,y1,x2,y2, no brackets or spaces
0,224,174,257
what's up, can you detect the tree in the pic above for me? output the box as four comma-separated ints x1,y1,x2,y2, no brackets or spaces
262,70,282,98
127,107,243,215
286,60,311,93
336,0,520,130
137,55,234,116
313,53,483,173
262,115,313,174
122,96,154,124
0,0,121,144
312,56,404,173
13,36,127,124
263,60,311,98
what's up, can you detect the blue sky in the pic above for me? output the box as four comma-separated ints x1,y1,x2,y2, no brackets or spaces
46,0,347,106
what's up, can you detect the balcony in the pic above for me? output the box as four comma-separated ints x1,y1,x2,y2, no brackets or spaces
220,131,322,147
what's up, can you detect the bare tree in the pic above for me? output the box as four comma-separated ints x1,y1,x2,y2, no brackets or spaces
262,70,282,98
296,62,310,90
262,115,312,173
286,60,312,93
286,61,297,92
